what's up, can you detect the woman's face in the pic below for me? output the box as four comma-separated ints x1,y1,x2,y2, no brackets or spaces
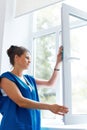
15,51,31,70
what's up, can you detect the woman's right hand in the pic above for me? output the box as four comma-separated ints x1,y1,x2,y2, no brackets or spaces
49,104,69,116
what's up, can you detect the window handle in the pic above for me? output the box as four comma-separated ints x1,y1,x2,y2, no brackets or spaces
66,57,80,60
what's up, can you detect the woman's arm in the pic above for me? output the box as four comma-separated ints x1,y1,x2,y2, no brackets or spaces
36,46,63,87
0,77,68,115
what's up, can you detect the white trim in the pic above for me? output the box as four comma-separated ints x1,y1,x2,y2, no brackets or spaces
33,26,61,38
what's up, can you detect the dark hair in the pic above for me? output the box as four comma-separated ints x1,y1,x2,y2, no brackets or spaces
7,45,30,66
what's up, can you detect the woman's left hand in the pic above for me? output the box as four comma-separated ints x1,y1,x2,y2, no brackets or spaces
57,45,63,63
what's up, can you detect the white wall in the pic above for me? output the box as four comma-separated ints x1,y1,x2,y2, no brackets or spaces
0,0,7,73
0,0,32,73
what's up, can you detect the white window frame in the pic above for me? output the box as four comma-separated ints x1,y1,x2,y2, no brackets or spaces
61,4,87,125
32,26,64,127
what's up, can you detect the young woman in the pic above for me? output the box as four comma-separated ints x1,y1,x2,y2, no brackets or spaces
0,45,68,130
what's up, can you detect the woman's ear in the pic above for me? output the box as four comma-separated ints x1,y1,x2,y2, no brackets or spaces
14,55,19,63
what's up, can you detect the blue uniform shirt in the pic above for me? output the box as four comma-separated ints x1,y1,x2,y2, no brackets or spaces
0,72,41,130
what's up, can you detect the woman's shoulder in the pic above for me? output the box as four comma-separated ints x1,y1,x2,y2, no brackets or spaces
0,71,12,78
0,71,16,82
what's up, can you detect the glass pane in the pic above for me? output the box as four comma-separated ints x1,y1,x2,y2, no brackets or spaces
33,3,62,31
70,16,85,58
70,16,87,114
34,34,57,119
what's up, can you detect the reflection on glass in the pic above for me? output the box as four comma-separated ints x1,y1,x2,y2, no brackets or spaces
70,25,87,114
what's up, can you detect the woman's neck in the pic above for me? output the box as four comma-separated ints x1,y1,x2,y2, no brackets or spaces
11,68,23,77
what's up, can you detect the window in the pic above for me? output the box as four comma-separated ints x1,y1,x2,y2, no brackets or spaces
33,26,63,126
31,3,63,126
30,0,87,126
34,34,57,122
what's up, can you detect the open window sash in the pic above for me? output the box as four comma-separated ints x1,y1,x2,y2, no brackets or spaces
61,4,87,124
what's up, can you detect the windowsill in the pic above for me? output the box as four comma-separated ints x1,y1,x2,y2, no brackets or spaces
41,124,87,130
41,118,64,128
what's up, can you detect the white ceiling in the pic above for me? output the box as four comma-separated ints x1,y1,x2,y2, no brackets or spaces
15,0,63,17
